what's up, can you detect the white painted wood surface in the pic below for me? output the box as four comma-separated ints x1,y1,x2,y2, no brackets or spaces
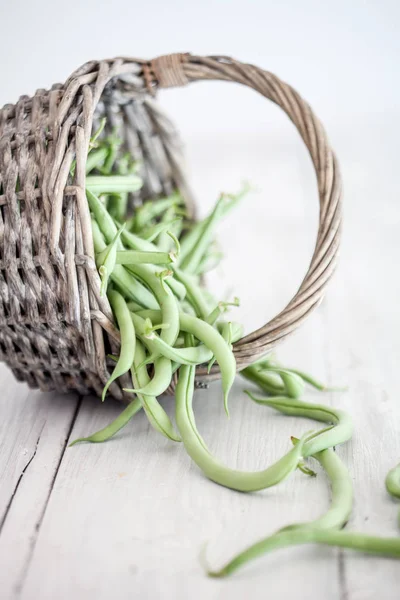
1,121,399,600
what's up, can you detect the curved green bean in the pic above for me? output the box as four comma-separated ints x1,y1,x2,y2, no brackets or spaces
130,308,235,412
130,340,181,442
127,264,180,398
241,365,286,395
265,367,305,399
246,393,353,457
175,362,310,492
179,312,236,416
202,396,354,578
288,368,346,392
102,290,136,401
69,398,142,445
128,311,212,368
143,330,213,366
205,528,400,578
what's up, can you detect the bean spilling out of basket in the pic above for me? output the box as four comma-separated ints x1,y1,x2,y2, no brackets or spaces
71,121,400,575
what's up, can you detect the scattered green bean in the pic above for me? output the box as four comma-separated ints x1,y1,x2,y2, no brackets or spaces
69,398,142,445
175,360,310,492
205,528,400,578
246,392,353,457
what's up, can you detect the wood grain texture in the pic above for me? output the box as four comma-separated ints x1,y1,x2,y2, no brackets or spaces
0,365,80,598
0,126,399,599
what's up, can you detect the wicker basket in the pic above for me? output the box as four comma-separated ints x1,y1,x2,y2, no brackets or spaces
0,53,342,401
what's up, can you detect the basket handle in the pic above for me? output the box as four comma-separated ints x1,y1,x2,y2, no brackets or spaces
146,53,342,372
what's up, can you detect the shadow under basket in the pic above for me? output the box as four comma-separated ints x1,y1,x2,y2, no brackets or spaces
0,53,342,402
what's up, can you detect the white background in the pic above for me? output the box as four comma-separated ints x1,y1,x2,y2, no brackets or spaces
0,2,400,599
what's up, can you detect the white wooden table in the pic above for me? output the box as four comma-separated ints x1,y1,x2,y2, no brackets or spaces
1,123,399,600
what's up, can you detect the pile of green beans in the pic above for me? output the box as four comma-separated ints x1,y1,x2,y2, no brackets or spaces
70,124,400,577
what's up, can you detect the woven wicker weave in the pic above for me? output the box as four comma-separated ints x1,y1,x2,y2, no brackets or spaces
0,54,342,401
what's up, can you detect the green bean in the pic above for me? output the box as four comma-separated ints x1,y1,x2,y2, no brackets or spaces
96,223,125,296
172,267,210,320
177,184,249,267
126,271,179,398
127,311,209,394
287,368,339,391
101,130,122,175
164,276,187,302
206,298,240,326
91,220,159,309
102,290,136,401
254,365,305,399
133,194,181,233
246,393,353,457
125,263,186,302
129,308,236,414
217,321,244,344
115,249,176,266
69,398,142,445
282,439,353,531
125,343,173,400
85,146,108,174
194,249,224,276
86,174,142,195
208,321,232,373
130,340,181,442
297,462,317,477
276,370,305,399
201,395,357,577
87,190,122,245
241,365,285,395
157,206,180,252
180,312,236,416
120,226,161,252
202,397,355,577
386,463,400,498
179,194,226,273
89,117,106,148
107,153,136,221
386,463,400,527
143,329,213,366
140,218,182,242
127,264,179,344
175,361,310,492
205,528,400,578
258,361,347,393
132,309,214,367
127,301,142,313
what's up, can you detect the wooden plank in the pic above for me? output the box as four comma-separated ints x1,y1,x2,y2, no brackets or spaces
0,364,80,598
324,222,400,600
